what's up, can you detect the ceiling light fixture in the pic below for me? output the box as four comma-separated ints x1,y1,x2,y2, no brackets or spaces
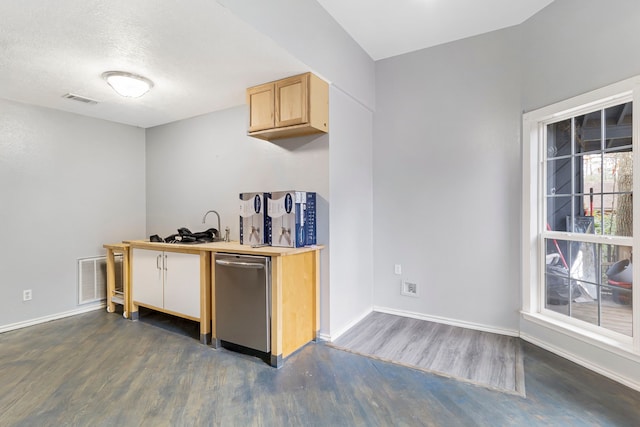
102,71,154,98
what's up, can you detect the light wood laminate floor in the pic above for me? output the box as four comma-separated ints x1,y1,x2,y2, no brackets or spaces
2,310,640,426
331,312,524,395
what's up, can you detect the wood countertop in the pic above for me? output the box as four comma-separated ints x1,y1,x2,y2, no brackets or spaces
123,239,323,257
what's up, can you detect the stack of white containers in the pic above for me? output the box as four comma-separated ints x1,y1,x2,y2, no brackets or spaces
239,191,316,248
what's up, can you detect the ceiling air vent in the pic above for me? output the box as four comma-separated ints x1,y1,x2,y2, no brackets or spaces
62,93,98,105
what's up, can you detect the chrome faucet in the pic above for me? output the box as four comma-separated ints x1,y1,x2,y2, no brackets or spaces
202,210,221,240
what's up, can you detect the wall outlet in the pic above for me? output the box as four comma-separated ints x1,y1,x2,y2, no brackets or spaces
401,281,418,297
23,289,32,301
394,264,402,275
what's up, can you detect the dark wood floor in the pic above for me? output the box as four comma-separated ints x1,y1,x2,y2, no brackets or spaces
2,310,640,426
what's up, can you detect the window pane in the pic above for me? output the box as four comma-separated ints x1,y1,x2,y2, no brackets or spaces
568,241,597,289
604,150,632,185
571,280,599,328
545,240,572,307
546,297,569,316
601,285,632,337
591,207,616,235
547,118,572,157
604,245,633,286
582,153,601,203
604,150,633,237
605,102,632,150
547,158,575,195
544,240,632,336
566,215,596,234
575,112,601,154
566,197,595,234
547,196,572,232
545,265,572,307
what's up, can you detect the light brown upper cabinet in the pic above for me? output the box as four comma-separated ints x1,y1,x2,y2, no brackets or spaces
247,72,329,141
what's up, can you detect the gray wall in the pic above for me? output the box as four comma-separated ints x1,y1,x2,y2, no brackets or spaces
522,0,640,113
0,99,146,328
373,28,522,333
519,0,640,387
217,0,375,110
329,87,374,336
144,105,331,331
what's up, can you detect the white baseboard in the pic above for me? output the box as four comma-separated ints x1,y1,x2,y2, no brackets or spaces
324,307,373,342
0,303,105,333
373,306,520,337
520,332,640,393
318,333,332,342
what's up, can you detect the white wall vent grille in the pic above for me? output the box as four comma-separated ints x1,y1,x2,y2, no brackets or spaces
78,255,122,304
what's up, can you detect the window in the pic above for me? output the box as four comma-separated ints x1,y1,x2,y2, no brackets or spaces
523,77,639,353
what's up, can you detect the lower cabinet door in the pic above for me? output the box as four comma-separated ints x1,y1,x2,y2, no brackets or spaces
163,252,201,319
132,248,164,309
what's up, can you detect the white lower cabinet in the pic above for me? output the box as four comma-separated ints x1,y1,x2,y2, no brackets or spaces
132,248,200,319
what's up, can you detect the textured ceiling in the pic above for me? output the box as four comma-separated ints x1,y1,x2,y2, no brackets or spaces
0,0,308,128
0,0,555,128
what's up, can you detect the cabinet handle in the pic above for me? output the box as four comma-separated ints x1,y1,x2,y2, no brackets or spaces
164,254,168,271
156,254,161,270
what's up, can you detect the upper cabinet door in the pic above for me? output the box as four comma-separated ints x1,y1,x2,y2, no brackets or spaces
275,73,309,128
247,83,275,132
246,72,328,141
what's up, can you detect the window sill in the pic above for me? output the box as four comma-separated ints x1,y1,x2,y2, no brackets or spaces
521,311,640,363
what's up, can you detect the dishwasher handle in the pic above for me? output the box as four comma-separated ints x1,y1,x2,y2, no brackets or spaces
215,259,265,269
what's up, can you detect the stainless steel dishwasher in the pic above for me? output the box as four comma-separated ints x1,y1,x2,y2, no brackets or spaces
214,253,271,354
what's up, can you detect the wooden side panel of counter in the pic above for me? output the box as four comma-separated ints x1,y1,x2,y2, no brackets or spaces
314,249,320,338
271,255,283,367
103,243,131,318
281,250,317,358
210,252,218,348
199,251,212,344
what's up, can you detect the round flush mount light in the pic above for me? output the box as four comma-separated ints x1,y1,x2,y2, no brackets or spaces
102,71,154,98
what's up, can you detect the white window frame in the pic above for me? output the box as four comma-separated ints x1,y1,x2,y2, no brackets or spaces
522,76,640,357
